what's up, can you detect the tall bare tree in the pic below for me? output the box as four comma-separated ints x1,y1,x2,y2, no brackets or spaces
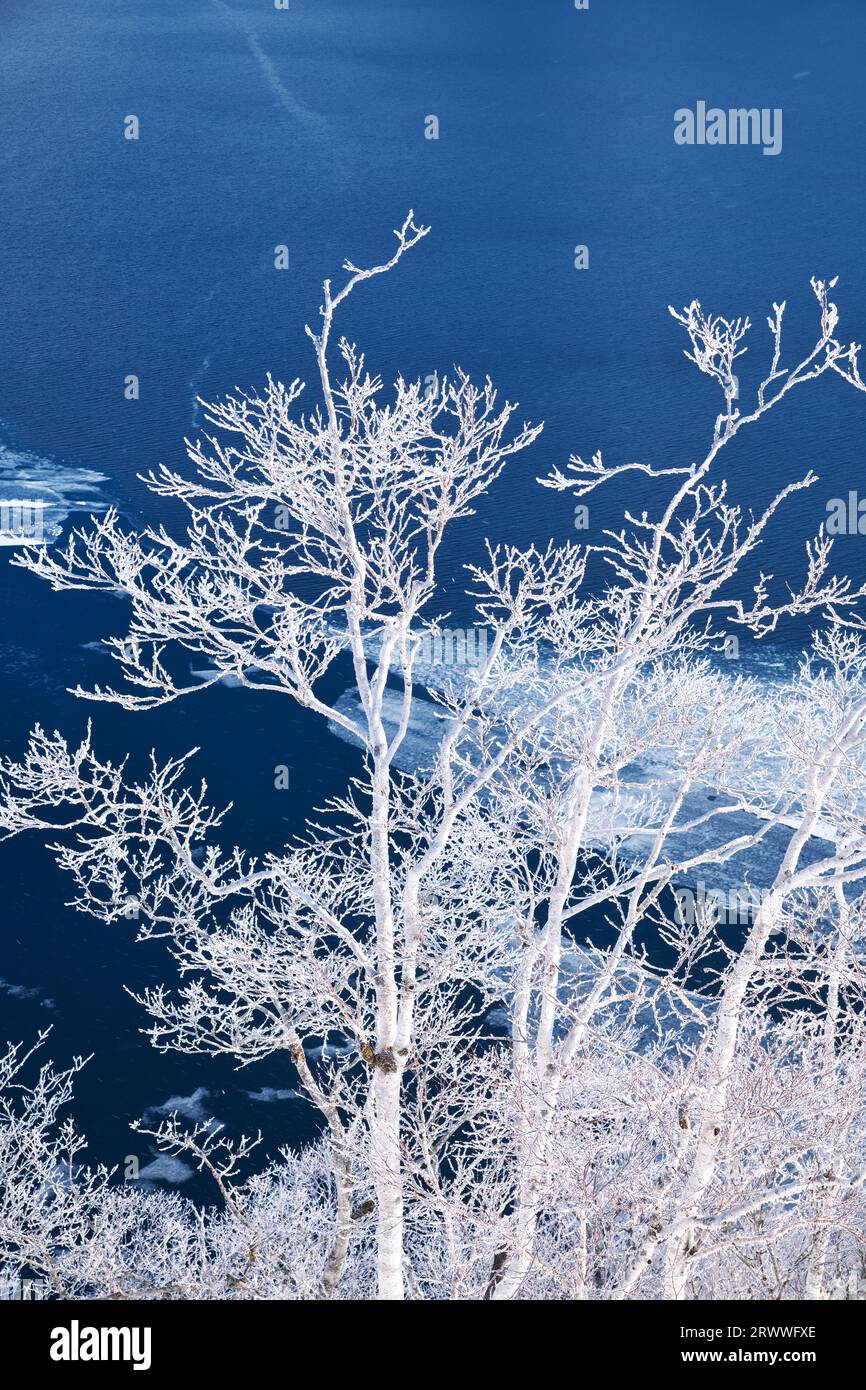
3,223,866,1300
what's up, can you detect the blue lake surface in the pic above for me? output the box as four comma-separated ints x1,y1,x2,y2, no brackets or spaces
1,0,866,1186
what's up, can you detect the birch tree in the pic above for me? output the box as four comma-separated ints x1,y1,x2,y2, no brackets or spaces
3,221,866,1299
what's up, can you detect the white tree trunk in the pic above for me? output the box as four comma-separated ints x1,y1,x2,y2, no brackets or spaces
371,1066,404,1300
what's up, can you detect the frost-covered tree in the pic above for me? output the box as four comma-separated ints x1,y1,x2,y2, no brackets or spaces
3,218,866,1299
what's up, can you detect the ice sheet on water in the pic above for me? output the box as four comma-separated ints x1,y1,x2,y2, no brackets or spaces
327,658,836,896
0,976,55,1010
0,432,108,542
140,1087,219,1127
133,1155,194,1186
245,1087,304,1103
330,684,448,774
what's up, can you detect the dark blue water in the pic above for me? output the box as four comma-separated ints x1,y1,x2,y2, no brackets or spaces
2,0,866,1189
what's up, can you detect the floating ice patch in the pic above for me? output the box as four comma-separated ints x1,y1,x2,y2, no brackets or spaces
0,431,108,544
141,1086,218,1126
327,635,839,896
0,976,56,1010
133,1154,194,1185
329,685,447,774
190,662,245,688
245,1087,304,1103
304,1042,354,1064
